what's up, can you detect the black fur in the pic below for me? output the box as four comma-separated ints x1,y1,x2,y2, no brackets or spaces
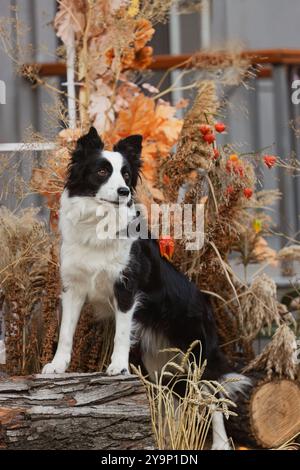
68,127,230,382
114,239,231,381
113,135,143,188
65,128,142,198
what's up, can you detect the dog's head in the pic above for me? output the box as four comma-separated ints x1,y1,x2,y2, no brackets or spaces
65,127,142,205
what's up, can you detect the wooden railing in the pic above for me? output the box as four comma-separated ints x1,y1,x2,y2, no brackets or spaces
24,49,300,79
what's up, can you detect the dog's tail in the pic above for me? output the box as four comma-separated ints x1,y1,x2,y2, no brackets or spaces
221,372,252,399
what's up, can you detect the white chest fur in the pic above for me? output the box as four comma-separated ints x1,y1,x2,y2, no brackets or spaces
59,190,135,310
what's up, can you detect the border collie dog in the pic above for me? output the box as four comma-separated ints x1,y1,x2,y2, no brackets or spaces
42,127,250,450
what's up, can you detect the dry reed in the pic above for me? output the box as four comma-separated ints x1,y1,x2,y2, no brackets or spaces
132,341,237,450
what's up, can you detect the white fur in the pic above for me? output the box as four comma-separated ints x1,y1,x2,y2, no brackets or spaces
96,151,130,205
210,373,252,450
132,326,251,451
222,373,252,399
135,326,177,382
107,300,138,375
211,410,232,450
42,153,137,375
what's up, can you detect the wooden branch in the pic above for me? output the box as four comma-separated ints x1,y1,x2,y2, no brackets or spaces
0,373,154,450
23,49,300,79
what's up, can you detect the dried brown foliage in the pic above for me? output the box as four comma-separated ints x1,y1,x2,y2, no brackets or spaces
243,324,299,380
0,207,51,374
0,207,115,375
133,341,237,450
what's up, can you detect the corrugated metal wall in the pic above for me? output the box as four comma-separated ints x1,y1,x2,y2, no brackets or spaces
0,0,57,210
0,0,57,142
211,0,300,253
0,1,299,260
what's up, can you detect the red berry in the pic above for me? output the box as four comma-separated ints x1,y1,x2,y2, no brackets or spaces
235,165,245,178
226,160,233,173
215,122,226,133
213,148,220,159
226,185,234,195
203,132,216,144
263,155,277,169
226,159,245,177
199,124,212,135
244,188,253,199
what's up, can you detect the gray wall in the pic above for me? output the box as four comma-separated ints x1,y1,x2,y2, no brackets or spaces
211,0,300,253
0,0,299,259
212,0,300,49
0,0,57,211
0,0,57,143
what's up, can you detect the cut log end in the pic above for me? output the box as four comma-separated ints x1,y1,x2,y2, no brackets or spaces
250,379,300,448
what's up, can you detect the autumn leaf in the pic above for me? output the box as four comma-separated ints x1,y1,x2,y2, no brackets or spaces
54,0,85,46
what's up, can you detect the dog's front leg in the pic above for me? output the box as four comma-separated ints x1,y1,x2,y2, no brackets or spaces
106,287,136,376
42,289,85,374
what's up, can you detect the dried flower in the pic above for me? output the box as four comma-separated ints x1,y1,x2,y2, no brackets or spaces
243,323,298,380
244,188,253,199
159,235,175,261
252,218,262,233
203,132,216,144
215,122,226,133
128,0,140,17
213,148,220,159
199,124,212,135
226,158,245,177
226,185,234,196
264,155,277,169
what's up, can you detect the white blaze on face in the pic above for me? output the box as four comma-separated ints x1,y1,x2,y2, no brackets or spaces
96,151,129,204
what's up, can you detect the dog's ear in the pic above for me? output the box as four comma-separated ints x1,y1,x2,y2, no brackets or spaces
113,135,143,163
73,127,104,161
113,135,142,188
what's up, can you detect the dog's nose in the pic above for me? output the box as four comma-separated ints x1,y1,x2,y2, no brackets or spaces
117,187,130,197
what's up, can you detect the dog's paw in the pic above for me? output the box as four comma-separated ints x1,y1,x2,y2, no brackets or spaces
211,440,231,451
106,362,129,376
41,356,69,374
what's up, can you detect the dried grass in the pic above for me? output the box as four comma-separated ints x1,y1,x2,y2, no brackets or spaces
278,245,300,262
133,341,237,450
0,207,115,375
239,274,281,339
272,433,300,450
0,207,51,374
243,324,299,380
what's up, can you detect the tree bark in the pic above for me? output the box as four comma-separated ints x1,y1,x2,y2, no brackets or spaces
0,372,154,450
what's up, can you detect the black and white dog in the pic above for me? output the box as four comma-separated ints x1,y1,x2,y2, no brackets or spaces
42,127,250,449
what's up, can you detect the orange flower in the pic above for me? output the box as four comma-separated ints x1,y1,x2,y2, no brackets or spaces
105,94,182,182
163,174,171,185
159,235,175,261
226,185,234,196
213,148,220,159
226,158,245,177
215,122,226,133
263,155,277,169
199,124,212,135
229,154,239,162
134,19,155,50
203,132,216,144
105,19,155,71
244,188,253,199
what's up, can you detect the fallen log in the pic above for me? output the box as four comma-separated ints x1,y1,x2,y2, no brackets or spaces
0,372,154,450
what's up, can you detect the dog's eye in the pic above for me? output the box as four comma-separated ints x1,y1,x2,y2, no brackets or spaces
123,172,130,183
98,168,108,177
